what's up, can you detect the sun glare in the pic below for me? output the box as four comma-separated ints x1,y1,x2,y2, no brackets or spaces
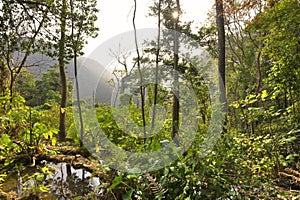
172,11,179,19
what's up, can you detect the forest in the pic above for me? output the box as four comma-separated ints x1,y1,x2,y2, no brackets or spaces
0,0,299,199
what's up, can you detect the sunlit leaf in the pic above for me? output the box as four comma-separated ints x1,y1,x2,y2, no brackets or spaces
261,90,268,101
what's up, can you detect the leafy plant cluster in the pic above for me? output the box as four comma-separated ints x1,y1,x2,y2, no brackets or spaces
0,92,57,158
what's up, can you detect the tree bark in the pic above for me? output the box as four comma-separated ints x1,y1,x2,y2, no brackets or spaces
70,0,84,147
151,0,161,129
216,0,226,107
172,0,180,142
0,59,9,95
133,0,147,138
58,0,67,142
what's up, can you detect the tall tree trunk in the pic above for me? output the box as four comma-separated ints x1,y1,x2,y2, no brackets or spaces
58,0,67,142
172,0,180,142
151,0,161,129
133,0,147,139
70,0,84,147
74,51,84,146
216,0,226,107
216,0,226,134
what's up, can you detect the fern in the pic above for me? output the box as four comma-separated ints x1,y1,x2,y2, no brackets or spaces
144,172,167,199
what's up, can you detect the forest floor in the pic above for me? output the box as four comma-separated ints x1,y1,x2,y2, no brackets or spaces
1,145,299,199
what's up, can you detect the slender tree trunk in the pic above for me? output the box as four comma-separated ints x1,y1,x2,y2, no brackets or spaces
133,0,147,138
256,51,262,93
58,0,67,142
216,0,226,134
151,0,161,129
74,52,84,146
0,59,9,95
9,69,14,101
172,0,180,142
216,0,226,107
70,0,84,146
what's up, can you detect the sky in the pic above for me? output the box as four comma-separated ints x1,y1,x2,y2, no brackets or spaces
83,0,214,56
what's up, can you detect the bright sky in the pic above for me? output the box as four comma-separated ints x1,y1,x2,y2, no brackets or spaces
83,0,214,56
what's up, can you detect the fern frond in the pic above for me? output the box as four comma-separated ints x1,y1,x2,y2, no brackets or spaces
144,172,167,199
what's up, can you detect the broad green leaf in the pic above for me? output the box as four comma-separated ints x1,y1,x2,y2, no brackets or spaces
107,176,122,192
0,134,13,147
122,188,134,200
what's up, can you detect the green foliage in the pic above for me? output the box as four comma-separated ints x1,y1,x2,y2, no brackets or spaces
0,92,59,159
1,0,300,198
15,69,73,107
15,69,37,106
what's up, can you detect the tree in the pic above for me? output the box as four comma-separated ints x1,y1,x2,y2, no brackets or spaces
36,69,73,106
69,0,98,145
171,0,181,142
53,0,98,142
147,0,211,140
133,0,147,138
257,0,300,115
216,0,226,108
220,0,270,131
0,58,9,95
0,0,50,100
151,0,162,129
15,69,37,105
57,0,68,142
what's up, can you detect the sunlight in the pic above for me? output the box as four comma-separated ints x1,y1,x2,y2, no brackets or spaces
172,11,179,19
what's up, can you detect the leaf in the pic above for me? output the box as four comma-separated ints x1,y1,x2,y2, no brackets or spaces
51,137,57,146
286,153,299,161
44,130,53,139
230,102,240,109
38,185,50,192
122,188,134,200
284,136,297,143
0,134,13,148
60,108,66,114
4,159,14,166
107,176,122,192
36,173,45,182
247,94,256,100
261,90,268,101
126,174,139,179
41,166,49,173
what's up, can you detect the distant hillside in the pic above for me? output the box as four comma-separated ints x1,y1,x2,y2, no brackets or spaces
21,52,114,105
